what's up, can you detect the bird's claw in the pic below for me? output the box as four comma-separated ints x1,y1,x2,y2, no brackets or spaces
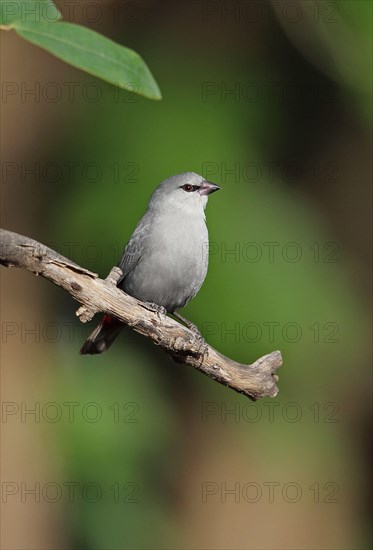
186,324,208,357
142,302,167,318
173,312,205,343
187,322,204,340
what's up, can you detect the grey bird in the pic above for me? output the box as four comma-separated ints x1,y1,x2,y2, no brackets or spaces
80,172,220,354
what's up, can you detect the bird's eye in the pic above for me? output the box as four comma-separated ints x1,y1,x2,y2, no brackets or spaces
182,184,195,192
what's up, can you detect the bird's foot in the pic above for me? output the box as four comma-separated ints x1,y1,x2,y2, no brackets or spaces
173,312,205,343
142,302,167,318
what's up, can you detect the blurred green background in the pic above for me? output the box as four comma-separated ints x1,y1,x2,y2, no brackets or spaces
1,1,372,549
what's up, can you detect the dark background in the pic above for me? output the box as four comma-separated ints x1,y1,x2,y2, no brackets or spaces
1,1,372,549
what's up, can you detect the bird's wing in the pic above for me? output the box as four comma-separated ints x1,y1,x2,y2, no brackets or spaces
117,216,150,284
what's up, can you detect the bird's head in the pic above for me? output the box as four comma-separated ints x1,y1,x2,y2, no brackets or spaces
149,172,221,215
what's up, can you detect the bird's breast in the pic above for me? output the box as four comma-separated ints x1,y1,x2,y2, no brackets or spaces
122,212,209,311
154,212,209,266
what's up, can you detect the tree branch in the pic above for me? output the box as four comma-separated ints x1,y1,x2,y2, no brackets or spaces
0,228,282,400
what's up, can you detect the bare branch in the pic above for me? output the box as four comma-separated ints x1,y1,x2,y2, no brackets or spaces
0,228,282,400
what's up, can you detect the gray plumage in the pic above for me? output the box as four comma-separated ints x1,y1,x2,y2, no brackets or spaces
80,172,220,354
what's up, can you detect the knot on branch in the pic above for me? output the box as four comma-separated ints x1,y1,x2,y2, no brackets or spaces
76,266,123,323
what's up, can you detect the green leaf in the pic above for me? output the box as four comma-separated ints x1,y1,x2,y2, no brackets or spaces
0,0,61,25
12,20,162,100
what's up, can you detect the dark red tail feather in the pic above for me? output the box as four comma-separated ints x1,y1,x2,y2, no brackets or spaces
80,314,123,355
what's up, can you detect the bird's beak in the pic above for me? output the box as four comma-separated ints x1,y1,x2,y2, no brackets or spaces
199,180,221,196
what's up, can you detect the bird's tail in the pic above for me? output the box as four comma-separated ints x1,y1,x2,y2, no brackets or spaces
80,314,123,355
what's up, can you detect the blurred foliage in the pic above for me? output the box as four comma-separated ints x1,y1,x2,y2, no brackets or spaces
53,347,176,548
1,0,161,99
273,0,372,123
6,1,371,548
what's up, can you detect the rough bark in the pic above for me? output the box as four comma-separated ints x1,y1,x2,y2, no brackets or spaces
0,228,282,400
